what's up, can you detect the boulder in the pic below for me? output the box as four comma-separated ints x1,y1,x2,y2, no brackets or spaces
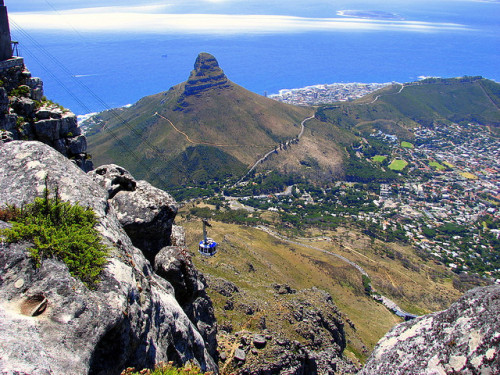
171,225,186,246
155,246,218,361
59,113,80,137
89,164,178,264
10,96,36,118
234,348,246,363
67,135,87,155
253,334,267,349
33,118,61,142
28,76,44,101
359,285,500,375
0,141,217,374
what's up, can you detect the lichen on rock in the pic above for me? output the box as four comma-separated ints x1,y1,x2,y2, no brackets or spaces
0,141,218,374
359,285,500,375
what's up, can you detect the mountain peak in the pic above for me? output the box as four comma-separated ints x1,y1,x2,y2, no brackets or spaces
184,52,230,96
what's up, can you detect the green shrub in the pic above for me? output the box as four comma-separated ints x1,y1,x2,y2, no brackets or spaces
121,361,208,375
362,274,372,295
0,185,108,288
16,116,25,128
10,85,30,97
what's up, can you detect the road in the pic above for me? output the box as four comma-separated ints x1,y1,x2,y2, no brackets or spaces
368,83,405,104
234,115,315,186
254,225,417,320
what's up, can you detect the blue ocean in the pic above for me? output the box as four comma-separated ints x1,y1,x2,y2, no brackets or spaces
9,1,500,115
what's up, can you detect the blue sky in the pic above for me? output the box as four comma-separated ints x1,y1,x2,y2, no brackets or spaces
8,0,495,35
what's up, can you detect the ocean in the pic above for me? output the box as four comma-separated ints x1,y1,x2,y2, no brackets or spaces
9,1,500,115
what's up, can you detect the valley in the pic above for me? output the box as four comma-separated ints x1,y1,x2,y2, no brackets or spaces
82,54,499,371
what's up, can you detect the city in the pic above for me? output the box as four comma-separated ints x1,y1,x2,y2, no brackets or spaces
215,122,499,280
269,82,392,106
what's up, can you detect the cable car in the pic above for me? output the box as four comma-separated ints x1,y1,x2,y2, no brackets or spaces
199,219,217,256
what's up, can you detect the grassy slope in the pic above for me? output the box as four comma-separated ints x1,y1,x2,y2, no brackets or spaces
255,117,357,183
318,78,500,137
178,211,463,364
87,82,312,188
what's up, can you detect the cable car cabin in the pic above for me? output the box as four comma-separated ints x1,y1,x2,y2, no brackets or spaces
199,238,217,256
199,219,217,256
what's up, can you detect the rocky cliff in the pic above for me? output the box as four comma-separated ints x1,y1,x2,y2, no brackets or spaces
0,61,92,172
0,141,217,374
359,285,500,375
183,52,230,97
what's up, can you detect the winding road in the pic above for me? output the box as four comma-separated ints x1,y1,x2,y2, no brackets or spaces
234,115,315,185
254,225,417,320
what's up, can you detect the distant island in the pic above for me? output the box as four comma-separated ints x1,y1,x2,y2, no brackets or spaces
337,10,404,20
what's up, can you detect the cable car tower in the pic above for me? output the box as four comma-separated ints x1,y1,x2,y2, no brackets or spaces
199,219,217,256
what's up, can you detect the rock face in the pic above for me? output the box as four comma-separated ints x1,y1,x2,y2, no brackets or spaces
0,63,93,172
213,284,357,375
359,285,500,375
0,141,217,374
183,53,230,97
89,165,178,264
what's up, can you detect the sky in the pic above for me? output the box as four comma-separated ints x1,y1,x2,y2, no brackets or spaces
6,0,499,114
8,0,497,35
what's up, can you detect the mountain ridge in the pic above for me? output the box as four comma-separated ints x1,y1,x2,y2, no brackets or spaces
86,53,312,189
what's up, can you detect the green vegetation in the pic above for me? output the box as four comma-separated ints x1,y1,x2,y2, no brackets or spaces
9,85,30,97
0,185,108,288
121,362,206,375
388,159,408,171
461,172,478,180
345,150,399,182
163,145,247,188
372,155,387,163
86,76,311,191
362,275,372,295
401,141,414,149
318,78,500,133
429,161,446,171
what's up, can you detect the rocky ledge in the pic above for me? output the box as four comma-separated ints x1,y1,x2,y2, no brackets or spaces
0,63,92,172
209,276,357,375
0,141,217,374
184,53,230,97
359,285,500,375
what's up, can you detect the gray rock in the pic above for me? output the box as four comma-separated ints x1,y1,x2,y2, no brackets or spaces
359,285,500,375
11,97,36,118
155,246,202,306
273,283,296,295
59,113,80,137
34,118,61,142
171,225,186,246
53,138,68,155
253,334,267,349
35,109,52,120
0,87,9,113
0,141,217,374
207,276,239,297
28,77,44,101
0,65,91,172
0,129,13,143
234,348,246,362
155,246,218,361
67,135,87,155
90,164,178,264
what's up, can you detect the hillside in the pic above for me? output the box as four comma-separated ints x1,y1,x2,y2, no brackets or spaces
176,205,471,369
86,53,312,189
316,76,500,137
